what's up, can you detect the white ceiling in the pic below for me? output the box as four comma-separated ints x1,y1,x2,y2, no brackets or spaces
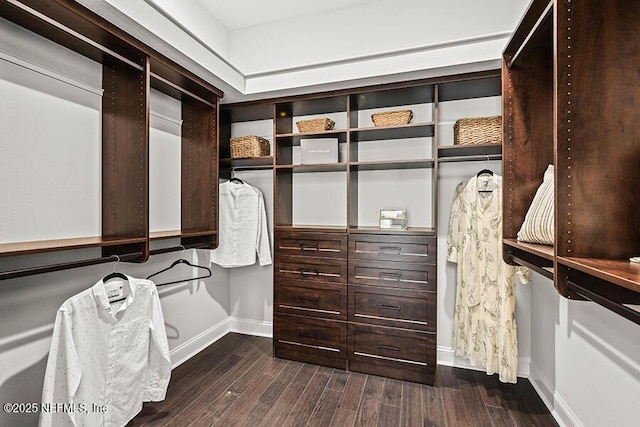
196,0,372,30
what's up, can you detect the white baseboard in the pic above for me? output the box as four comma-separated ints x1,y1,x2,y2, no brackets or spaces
437,345,531,378
228,316,273,338
169,317,231,369
529,362,582,427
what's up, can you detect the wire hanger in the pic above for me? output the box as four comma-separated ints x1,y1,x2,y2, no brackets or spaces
103,255,128,283
146,246,212,286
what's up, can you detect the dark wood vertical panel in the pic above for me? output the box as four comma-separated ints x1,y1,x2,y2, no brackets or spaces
181,96,217,239
102,56,148,260
275,171,293,226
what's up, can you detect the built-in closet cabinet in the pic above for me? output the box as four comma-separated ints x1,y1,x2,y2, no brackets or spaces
503,0,640,324
0,0,220,279
221,71,502,384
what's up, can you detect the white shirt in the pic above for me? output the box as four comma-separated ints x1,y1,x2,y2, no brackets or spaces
39,276,171,427
210,180,272,268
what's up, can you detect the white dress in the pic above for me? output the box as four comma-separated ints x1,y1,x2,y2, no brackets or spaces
446,174,530,383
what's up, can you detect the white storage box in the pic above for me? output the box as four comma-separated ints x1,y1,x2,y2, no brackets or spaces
300,138,339,164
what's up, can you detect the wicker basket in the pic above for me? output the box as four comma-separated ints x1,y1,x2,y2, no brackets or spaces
230,135,270,159
371,109,413,127
296,117,335,133
453,116,502,145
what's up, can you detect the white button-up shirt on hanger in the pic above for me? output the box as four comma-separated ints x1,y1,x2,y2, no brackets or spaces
39,276,171,427
210,180,272,268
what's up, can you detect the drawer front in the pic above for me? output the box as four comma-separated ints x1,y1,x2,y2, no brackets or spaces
348,323,436,384
349,234,436,263
349,286,435,331
275,231,347,259
275,256,347,284
274,314,347,357
275,279,347,320
348,260,436,290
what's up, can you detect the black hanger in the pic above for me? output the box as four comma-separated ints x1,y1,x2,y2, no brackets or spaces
476,168,494,177
103,255,128,283
146,250,212,286
229,177,244,184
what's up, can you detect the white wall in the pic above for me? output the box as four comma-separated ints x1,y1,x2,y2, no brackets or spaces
529,273,640,427
0,19,231,427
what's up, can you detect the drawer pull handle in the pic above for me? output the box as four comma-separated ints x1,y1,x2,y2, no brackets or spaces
379,304,401,311
299,333,318,339
378,344,401,352
299,267,319,275
299,296,319,302
379,272,402,279
299,242,319,251
379,246,402,253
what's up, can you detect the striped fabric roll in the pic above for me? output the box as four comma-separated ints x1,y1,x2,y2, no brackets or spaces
517,164,554,245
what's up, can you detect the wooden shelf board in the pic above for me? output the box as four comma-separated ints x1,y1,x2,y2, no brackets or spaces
348,226,436,236
350,159,435,171
351,123,435,141
503,238,554,261
276,130,347,145
149,230,182,240
221,156,274,168
437,143,502,158
558,257,640,294
275,225,347,233
0,236,147,257
180,230,218,238
276,163,347,173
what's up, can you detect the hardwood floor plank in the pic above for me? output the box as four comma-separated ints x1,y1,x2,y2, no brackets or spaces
282,367,333,427
129,334,558,427
400,381,422,427
354,375,385,426
307,388,342,427
381,378,403,407
422,385,446,427
337,372,367,411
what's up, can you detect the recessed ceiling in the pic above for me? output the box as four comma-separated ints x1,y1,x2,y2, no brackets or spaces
196,0,372,30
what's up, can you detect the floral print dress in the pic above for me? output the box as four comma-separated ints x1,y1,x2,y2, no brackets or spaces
447,174,530,383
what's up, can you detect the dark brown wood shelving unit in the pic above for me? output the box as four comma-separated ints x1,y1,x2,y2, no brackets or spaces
503,0,640,325
0,0,220,279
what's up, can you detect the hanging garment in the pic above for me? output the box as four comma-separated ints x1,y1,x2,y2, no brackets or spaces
39,276,171,427
446,174,530,383
210,180,272,268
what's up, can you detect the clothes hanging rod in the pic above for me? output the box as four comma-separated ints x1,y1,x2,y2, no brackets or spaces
0,252,144,281
566,279,640,326
149,242,214,256
438,154,502,163
231,165,274,171
508,252,554,280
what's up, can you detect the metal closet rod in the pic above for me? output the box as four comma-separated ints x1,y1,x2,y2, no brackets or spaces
149,242,214,256
0,251,143,281
438,154,502,163
566,279,640,327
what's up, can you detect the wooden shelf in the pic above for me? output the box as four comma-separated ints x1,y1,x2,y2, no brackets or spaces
149,230,181,240
351,123,434,141
558,257,640,294
275,225,347,233
276,163,347,173
437,143,502,159
0,236,147,258
503,239,554,260
348,226,436,236
350,159,434,171
276,130,347,145
220,156,273,169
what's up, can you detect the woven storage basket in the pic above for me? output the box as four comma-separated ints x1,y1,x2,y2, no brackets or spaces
371,109,413,127
296,117,335,133
453,116,502,145
230,135,270,158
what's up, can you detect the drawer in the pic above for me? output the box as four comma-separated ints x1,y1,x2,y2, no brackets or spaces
348,323,436,384
348,260,436,291
349,234,436,263
275,279,347,320
274,314,347,369
275,256,347,284
349,285,435,331
275,231,347,259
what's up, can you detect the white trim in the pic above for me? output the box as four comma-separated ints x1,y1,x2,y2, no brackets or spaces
437,345,531,378
529,362,583,427
169,317,231,369
228,316,273,338
0,49,104,96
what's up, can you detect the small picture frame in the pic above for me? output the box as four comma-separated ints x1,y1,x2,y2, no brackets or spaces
379,209,407,230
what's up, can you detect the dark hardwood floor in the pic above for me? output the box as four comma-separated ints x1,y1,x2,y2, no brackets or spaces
129,333,557,427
